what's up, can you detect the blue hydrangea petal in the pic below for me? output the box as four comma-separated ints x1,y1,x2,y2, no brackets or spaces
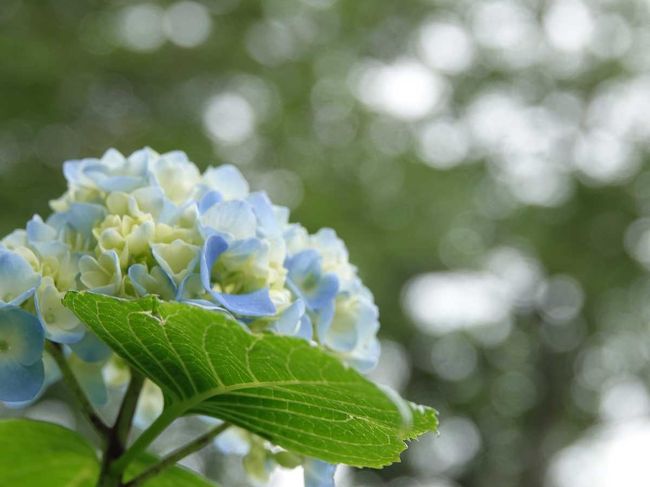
320,315,359,352
303,459,336,487
2,352,61,408
48,203,107,240
323,324,357,353
296,313,313,340
0,306,44,366
198,190,223,214
272,299,306,335
177,272,204,301
67,353,108,406
6,288,38,308
62,158,87,186
128,264,177,300
183,299,228,311
91,173,145,192
323,292,380,354
354,301,380,341
200,234,230,291
0,360,44,403
0,249,40,306
69,331,112,363
347,337,381,373
315,302,335,342
211,289,276,317
286,250,339,312
128,147,158,171
25,215,67,258
200,235,275,317
313,273,339,310
247,192,280,236
68,148,149,192
38,316,86,345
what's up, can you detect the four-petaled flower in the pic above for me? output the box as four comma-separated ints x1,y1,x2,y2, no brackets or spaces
0,306,45,402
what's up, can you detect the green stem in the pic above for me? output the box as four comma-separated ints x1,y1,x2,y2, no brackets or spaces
115,371,145,446
96,371,146,487
124,423,230,487
45,341,110,438
109,404,183,476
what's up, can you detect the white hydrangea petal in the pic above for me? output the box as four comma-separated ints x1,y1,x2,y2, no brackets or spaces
148,151,201,203
202,164,249,200
35,277,85,344
151,239,200,285
199,200,257,240
78,250,122,295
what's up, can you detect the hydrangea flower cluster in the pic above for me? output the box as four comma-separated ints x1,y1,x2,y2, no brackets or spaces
0,148,381,484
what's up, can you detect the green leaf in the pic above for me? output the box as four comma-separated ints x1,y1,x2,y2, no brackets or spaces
0,419,215,487
0,419,98,487
63,292,438,468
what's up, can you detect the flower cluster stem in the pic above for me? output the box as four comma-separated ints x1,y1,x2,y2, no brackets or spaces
45,341,110,438
96,371,146,487
47,340,226,486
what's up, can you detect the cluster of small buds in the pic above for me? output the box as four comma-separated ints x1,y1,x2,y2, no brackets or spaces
0,148,381,485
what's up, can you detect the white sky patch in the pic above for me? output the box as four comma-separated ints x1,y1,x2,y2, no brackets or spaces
115,3,165,52
367,339,411,393
624,218,650,270
416,119,470,169
268,465,352,487
547,419,650,487
418,20,474,74
403,271,511,334
203,93,256,145
472,0,542,68
268,466,303,487
403,247,542,334
163,1,212,48
465,90,575,206
544,0,595,53
599,378,650,422
354,59,446,120
573,130,638,185
409,416,481,475
536,275,584,324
